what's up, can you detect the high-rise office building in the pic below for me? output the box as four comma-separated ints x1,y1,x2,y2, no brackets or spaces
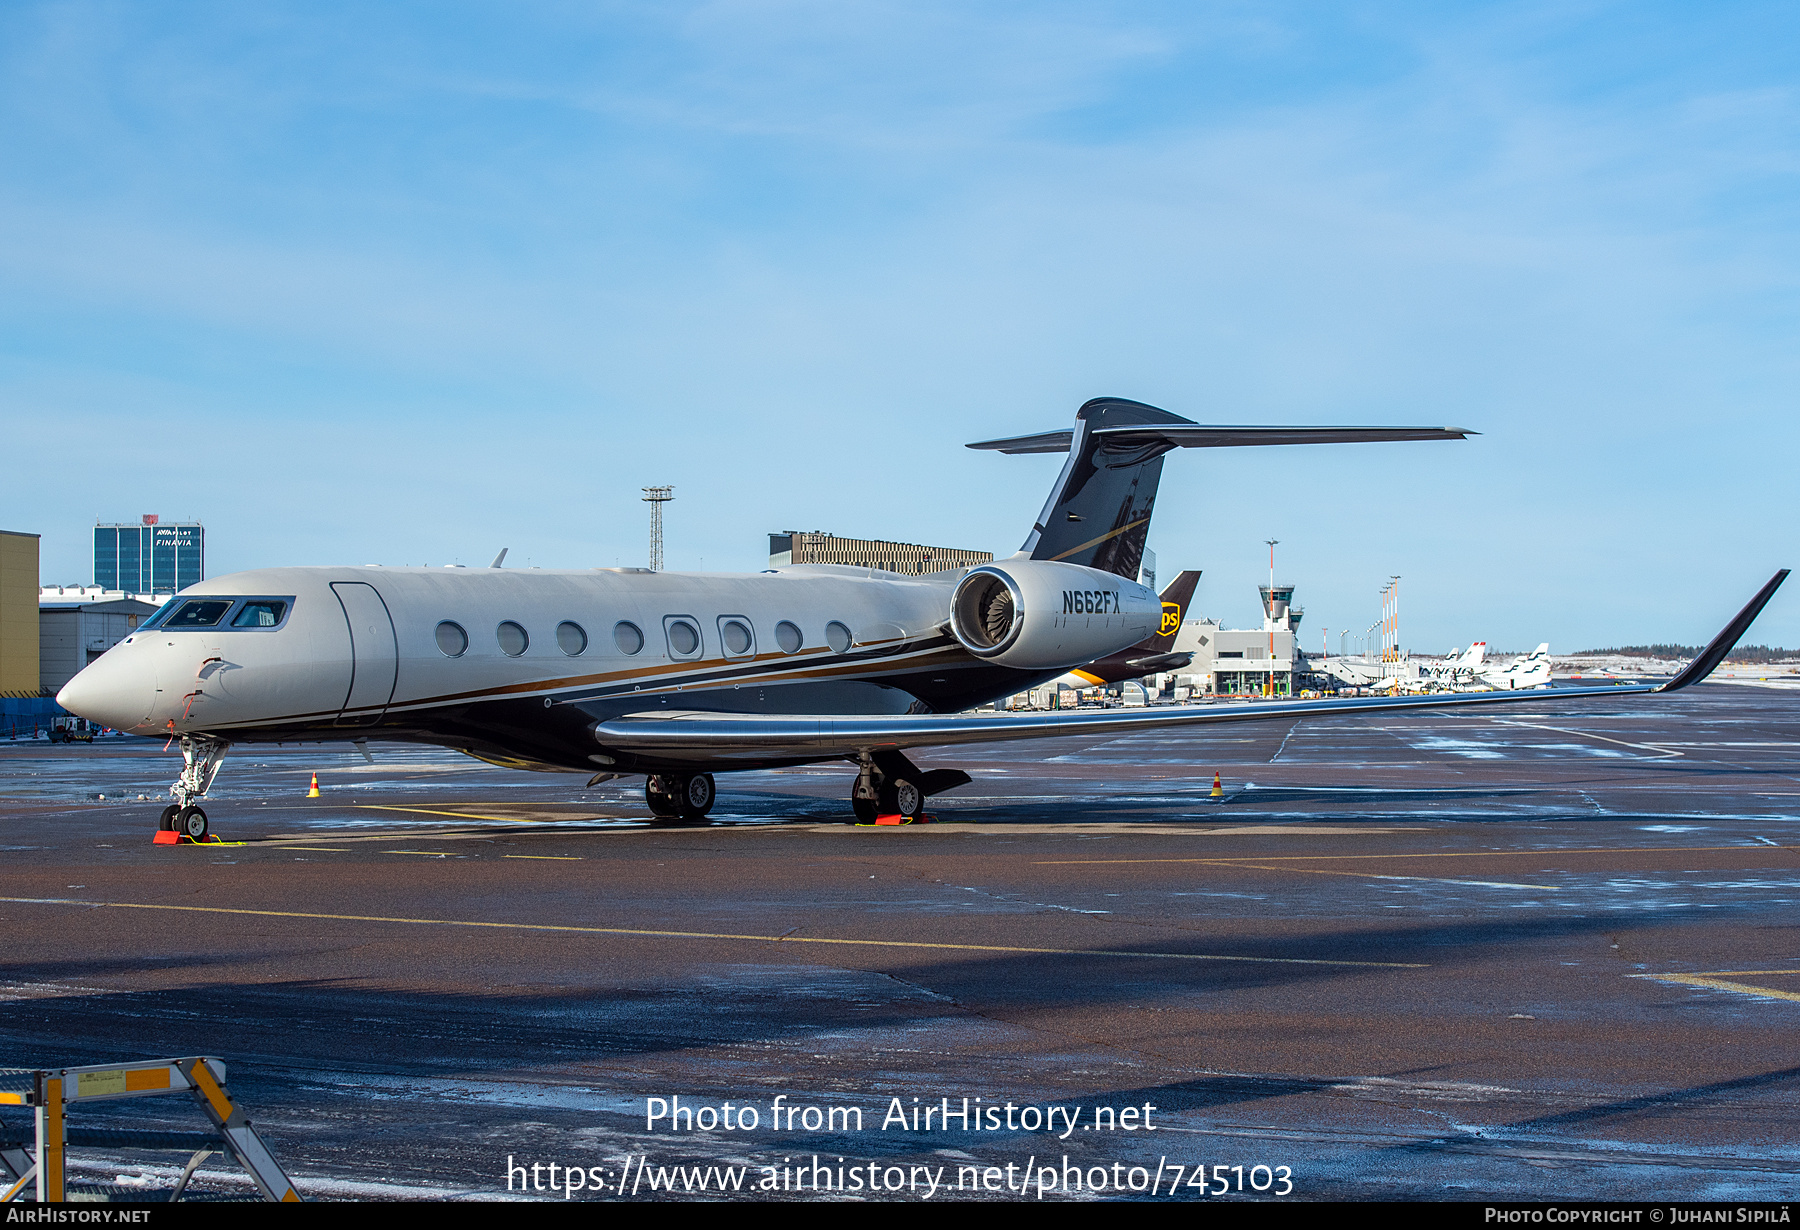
95,516,204,594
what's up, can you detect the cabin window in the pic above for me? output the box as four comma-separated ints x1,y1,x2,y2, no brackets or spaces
666,618,701,657
775,621,803,653
165,600,233,628
719,618,754,656
497,621,529,656
614,622,644,655
556,621,588,656
825,621,852,653
436,621,468,657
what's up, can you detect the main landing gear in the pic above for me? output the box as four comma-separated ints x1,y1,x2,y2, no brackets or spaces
849,750,971,823
157,736,229,841
646,772,716,823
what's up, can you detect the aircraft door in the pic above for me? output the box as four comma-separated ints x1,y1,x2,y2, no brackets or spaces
332,581,398,726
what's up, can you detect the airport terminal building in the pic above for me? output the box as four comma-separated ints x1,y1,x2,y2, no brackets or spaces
1174,584,1304,697
769,531,991,576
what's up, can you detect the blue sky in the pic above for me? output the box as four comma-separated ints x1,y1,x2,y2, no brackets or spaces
4,1,1797,651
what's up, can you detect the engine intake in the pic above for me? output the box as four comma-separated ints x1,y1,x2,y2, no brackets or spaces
952,570,1023,654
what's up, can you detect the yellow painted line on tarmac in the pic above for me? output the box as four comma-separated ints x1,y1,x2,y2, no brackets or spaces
270,846,356,852
503,854,583,860
1703,969,1800,976
1159,860,1559,891
1630,973,1800,1004
356,805,607,824
1037,844,1799,866
365,803,583,821
0,897,1424,969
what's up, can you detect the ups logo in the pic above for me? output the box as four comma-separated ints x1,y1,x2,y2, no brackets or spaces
1160,602,1182,636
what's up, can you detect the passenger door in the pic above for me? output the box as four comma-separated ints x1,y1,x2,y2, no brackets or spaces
332,582,398,726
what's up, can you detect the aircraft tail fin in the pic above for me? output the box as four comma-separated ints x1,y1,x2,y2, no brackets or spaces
1149,570,1202,652
990,398,1189,580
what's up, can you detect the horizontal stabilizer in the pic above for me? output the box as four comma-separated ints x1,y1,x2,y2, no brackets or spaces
968,424,1476,454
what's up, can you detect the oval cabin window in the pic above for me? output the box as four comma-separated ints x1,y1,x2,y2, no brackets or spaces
435,621,468,657
497,621,529,656
667,620,700,656
721,619,752,655
557,621,587,656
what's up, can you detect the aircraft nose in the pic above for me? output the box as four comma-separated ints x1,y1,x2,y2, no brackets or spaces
57,654,150,732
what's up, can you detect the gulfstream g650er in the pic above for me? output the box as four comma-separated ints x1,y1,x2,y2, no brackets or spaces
55,398,1787,837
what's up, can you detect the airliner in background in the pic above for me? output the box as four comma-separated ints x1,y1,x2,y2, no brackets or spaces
55,397,1787,837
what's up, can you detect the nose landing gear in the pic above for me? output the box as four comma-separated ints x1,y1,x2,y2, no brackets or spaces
157,736,229,842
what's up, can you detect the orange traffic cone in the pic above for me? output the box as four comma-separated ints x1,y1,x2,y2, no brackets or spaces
1210,771,1223,800
307,773,320,798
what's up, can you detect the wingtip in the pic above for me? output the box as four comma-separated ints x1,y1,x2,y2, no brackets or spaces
1658,569,1790,693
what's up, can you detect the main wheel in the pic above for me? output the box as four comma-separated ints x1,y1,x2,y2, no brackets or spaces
679,773,716,820
850,797,878,824
177,805,209,840
881,777,924,820
645,775,682,819
158,805,180,832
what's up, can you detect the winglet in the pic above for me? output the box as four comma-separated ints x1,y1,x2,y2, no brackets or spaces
1658,570,1789,693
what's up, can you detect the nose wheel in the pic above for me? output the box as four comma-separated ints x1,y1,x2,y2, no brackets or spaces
177,806,209,840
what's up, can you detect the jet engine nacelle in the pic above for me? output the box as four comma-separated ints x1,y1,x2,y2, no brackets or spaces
949,561,1158,670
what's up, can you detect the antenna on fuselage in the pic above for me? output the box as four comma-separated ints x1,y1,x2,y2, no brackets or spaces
489,548,509,568
642,485,674,571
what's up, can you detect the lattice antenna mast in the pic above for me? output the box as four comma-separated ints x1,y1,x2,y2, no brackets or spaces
642,486,673,571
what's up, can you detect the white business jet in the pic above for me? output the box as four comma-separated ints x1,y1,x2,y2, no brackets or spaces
56,398,1787,838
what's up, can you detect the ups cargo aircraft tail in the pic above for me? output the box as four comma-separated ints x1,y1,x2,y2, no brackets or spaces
57,396,1788,833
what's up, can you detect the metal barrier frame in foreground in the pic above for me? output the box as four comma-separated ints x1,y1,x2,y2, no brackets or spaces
0,1057,300,1203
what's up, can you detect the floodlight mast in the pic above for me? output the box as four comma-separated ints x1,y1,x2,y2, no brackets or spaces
642,486,674,572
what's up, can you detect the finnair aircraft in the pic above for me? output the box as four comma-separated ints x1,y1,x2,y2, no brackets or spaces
55,398,1787,837
1481,643,1553,690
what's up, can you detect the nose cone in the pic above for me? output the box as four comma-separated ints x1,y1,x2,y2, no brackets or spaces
58,654,150,733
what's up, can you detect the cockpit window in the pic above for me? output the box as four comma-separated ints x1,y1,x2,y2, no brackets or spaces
154,596,295,630
231,600,288,628
165,600,234,628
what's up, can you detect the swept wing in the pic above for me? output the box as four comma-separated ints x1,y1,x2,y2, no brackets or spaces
595,571,1788,765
